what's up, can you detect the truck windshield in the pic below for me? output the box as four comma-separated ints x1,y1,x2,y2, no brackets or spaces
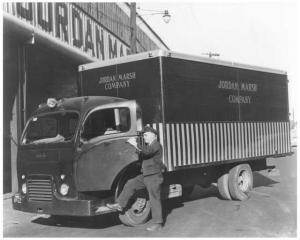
22,112,79,145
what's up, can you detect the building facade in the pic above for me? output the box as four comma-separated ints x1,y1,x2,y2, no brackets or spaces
3,2,168,193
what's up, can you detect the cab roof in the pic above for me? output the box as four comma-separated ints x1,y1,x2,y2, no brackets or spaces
33,96,126,116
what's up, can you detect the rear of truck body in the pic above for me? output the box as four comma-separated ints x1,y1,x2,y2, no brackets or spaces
78,50,291,171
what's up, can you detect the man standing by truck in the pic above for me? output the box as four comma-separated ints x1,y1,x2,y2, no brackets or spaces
107,126,164,231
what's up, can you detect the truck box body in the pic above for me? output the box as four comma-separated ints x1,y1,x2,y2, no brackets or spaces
79,50,291,171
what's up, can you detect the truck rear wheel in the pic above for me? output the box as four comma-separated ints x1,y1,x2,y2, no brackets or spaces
118,190,151,226
50,215,66,222
217,173,231,200
182,185,194,200
228,164,253,201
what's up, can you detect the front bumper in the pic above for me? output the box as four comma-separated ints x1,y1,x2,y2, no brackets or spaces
12,193,116,216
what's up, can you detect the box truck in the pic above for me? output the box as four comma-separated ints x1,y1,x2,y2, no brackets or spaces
13,50,292,226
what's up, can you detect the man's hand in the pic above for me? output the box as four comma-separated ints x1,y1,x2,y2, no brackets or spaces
126,137,137,147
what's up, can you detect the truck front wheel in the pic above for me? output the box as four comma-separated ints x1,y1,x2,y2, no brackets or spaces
182,186,194,200
115,176,151,226
228,164,253,201
118,190,151,226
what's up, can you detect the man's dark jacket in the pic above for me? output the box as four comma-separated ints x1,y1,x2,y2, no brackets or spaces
137,140,164,176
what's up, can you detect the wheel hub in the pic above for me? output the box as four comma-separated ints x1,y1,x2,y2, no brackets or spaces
132,197,146,215
238,170,250,192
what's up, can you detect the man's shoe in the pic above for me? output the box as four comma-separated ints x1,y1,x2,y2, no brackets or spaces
106,203,123,211
146,223,162,231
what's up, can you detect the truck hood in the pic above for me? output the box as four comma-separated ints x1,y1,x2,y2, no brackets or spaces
17,143,75,177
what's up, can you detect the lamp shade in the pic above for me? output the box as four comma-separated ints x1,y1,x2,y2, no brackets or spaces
163,10,171,23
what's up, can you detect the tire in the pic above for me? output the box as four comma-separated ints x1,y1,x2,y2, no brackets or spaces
118,190,151,226
50,215,68,223
228,164,253,201
199,183,211,189
217,173,231,200
182,186,194,200
115,177,151,226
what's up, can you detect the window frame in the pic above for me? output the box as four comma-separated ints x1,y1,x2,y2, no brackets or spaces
79,100,138,145
81,107,131,141
21,110,80,145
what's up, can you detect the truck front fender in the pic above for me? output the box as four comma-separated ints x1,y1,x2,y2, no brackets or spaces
75,138,139,191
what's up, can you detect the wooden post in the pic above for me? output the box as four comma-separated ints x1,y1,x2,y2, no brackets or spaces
130,2,137,54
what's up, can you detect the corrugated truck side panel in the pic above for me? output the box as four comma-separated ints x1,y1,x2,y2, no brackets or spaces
162,57,290,171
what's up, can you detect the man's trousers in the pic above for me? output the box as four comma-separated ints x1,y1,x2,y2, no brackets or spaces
117,173,163,224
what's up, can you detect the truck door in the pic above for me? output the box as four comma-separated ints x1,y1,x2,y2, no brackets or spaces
75,100,142,191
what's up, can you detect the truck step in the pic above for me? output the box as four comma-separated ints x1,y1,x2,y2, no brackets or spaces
163,184,182,199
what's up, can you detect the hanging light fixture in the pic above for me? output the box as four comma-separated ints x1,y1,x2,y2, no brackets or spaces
163,10,171,23
137,7,171,24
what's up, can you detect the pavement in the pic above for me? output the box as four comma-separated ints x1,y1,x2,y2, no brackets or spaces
3,148,297,237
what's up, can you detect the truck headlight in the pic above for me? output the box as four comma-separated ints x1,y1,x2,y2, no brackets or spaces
59,183,69,196
21,183,27,194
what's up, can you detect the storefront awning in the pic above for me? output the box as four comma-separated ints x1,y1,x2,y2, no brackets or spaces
3,12,98,65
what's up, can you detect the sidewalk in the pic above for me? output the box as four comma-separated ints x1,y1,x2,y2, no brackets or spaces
3,192,13,200
3,192,41,236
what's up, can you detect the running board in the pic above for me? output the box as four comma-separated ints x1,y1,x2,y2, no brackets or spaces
93,184,183,214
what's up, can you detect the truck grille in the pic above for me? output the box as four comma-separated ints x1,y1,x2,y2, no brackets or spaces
27,177,53,202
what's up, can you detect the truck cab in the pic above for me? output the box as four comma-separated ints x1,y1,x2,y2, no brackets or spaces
13,96,145,217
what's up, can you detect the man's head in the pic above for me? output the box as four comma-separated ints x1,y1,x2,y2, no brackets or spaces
143,126,158,144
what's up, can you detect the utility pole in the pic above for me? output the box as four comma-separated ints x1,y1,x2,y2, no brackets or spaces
130,3,137,54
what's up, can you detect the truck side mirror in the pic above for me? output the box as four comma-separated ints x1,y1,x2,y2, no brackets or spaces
76,126,85,149
136,103,143,132
79,125,85,138
137,131,145,146
79,139,84,147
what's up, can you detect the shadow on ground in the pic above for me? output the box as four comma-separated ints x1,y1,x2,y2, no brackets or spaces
32,213,121,229
252,171,279,188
